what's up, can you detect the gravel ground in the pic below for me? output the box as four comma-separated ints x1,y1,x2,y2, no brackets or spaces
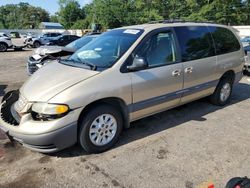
0,49,249,188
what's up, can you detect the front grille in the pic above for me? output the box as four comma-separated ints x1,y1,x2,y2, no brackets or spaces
14,94,28,112
0,90,20,126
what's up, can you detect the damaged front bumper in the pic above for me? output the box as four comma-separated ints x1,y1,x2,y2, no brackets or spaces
0,90,79,153
27,56,43,75
27,55,56,75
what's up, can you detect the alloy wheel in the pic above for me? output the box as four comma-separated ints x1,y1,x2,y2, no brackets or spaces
89,114,117,146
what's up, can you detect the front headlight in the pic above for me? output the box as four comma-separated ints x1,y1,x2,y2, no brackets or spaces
32,103,69,115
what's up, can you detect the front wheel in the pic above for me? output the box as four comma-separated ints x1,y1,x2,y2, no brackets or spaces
0,43,7,52
210,76,233,106
78,104,123,153
33,41,41,48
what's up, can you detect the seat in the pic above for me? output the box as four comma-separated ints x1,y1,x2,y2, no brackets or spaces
147,37,173,66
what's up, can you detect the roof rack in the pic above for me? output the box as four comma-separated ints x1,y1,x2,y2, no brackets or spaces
147,19,217,24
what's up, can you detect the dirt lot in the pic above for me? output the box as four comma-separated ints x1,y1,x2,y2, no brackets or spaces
0,49,249,188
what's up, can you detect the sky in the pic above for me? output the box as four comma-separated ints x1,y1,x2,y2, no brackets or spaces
0,0,92,15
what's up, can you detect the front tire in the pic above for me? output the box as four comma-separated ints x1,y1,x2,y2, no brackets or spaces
210,76,233,106
0,42,8,52
78,104,123,153
33,41,41,48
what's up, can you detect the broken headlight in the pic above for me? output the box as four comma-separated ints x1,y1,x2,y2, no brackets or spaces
31,103,69,120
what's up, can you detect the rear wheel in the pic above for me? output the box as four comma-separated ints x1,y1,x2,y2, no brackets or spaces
33,41,41,48
0,43,8,52
78,104,123,153
210,76,233,106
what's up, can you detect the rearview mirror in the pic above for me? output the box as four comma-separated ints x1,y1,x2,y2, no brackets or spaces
127,56,148,71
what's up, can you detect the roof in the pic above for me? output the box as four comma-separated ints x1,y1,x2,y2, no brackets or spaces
120,21,229,32
41,22,63,27
40,22,64,29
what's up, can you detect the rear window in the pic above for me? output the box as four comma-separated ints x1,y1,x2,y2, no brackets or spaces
208,26,240,55
174,26,215,62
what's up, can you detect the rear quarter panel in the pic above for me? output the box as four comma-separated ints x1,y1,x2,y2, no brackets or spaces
213,26,245,82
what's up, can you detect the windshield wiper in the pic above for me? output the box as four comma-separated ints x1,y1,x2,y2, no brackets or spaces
59,58,97,70
75,57,97,71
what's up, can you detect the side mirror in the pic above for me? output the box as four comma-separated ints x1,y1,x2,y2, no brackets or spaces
127,56,148,71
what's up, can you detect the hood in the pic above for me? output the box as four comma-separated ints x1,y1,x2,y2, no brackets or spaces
35,46,75,55
20,61,100,102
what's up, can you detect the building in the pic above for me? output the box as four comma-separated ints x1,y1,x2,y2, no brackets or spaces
233,26,250,38
39,22,64,29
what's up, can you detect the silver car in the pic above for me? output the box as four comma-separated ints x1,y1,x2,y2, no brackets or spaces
25,32,62,48
0,22,245,153
27,35,99,75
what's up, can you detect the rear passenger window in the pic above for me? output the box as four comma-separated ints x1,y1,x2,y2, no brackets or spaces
135,31,177,67
208,26,240,55
174,26,215,62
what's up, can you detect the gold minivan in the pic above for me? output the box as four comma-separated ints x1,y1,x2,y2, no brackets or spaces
0,22,245,153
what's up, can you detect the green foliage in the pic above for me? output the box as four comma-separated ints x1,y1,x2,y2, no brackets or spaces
0,2,49,29
1,0,250,30
50,15,59,23
71,19,90,29
57,0,85,29
82,0,250,29
84,0,164,29
184,0,248,25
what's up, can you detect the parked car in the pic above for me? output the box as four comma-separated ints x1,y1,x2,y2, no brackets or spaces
10,31,21,38
27,35,99,75
243,61,250,75
46,35,80,46
243,50,250,75
0,32,13,52
25,32,62,48
241,36,250,47
240,45,250,75
0,22,244,154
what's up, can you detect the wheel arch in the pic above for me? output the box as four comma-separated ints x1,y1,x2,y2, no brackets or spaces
220,70,235,83
77,97,130,133
0,41,8,46
0,41,8,49
33,40,41,45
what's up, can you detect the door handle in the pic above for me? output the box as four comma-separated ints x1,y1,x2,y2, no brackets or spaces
172,69,181,77
184,67,193,74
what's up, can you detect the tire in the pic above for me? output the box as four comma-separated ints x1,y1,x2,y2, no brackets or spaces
210,76,234,106
78,104,123,153
225,177,243,188
0,42,8,52
33,41,41,48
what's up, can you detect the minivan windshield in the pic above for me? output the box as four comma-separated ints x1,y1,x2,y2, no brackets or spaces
63,29,144,69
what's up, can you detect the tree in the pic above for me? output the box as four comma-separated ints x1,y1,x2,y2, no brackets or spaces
81,0,250,28
57,0,85,29
50,15,59,23
184,0,247,25
71,19,90,29
0,3,49,29
85,0,163,29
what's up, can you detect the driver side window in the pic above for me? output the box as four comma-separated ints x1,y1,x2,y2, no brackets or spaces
135,31,177,67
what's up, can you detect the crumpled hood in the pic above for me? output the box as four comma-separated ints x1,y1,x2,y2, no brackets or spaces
20,61,100,102
35,46,75,56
